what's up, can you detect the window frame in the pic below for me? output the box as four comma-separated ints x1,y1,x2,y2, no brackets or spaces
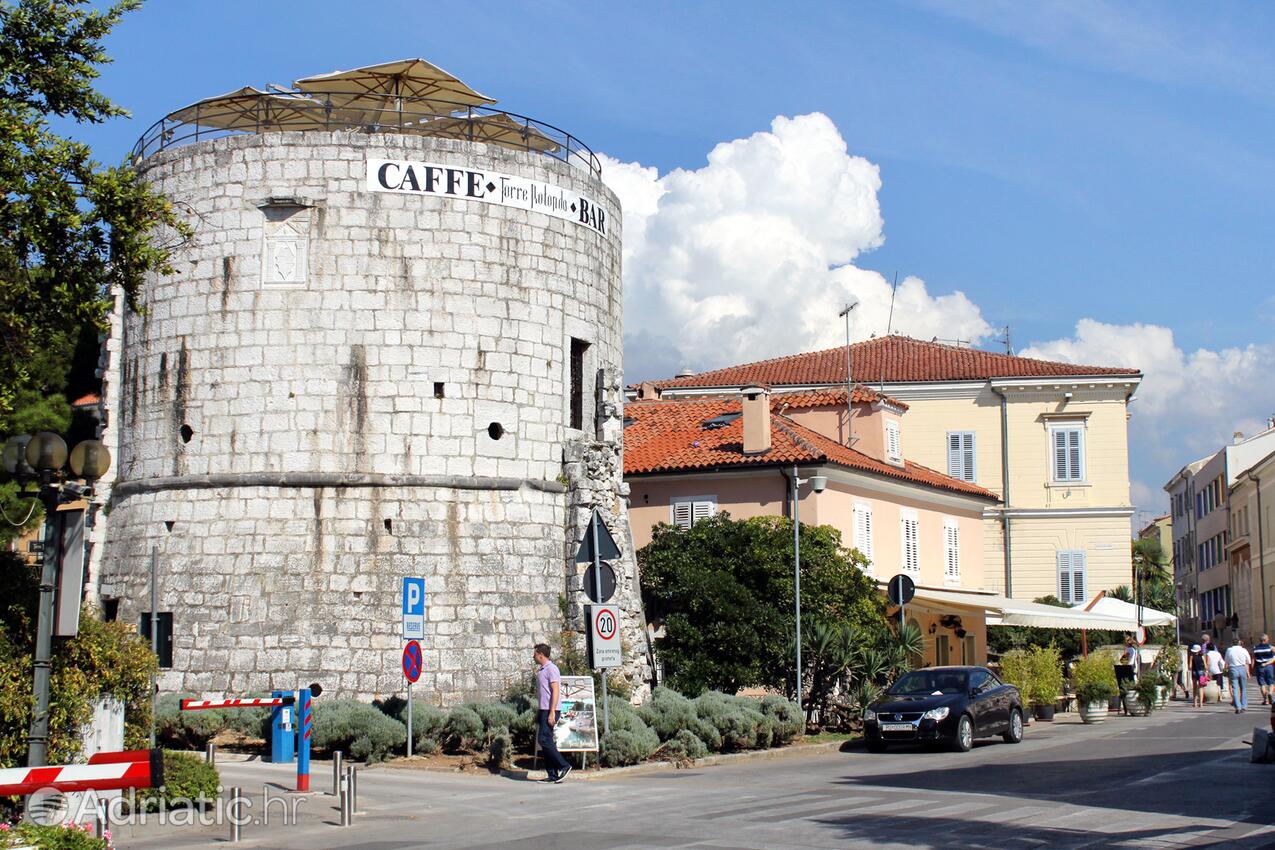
1049,422,1086,483
670,495,716,530
1056,549,1087,604
946,431,977,482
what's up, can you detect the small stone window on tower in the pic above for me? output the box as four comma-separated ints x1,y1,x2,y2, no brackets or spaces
569,337,590,431
261,203,310,288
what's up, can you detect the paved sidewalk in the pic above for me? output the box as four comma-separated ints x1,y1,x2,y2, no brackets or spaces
107,701,1271,849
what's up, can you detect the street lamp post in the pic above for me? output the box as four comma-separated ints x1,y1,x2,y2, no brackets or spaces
790,465,827,712
2,431,112,767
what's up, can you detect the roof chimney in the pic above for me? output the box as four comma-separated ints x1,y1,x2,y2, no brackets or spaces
741,386,771,455
1234,431,1245,444
636,381,657,400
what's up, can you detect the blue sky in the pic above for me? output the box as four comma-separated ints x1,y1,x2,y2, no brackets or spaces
72,0,1275,516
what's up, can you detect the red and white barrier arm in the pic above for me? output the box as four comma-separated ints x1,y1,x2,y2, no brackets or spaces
181,696,293,711
0,749,163,797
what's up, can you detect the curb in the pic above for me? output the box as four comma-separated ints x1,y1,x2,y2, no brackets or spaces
499,740,847,782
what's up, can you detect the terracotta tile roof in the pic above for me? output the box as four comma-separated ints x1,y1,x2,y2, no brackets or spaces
70,392,100,407
623,397,997,500
770,386,908,412
648,335,1141,391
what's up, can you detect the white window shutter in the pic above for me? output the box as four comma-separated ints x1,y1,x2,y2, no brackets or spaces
1073,552,1086,601
944,521,960,581
1057,551,1072,602
853,504,874,570
692,500,715,523
962,433,975,481
887,422,901,461
947,433,962,478
672,501,692,529
1054,430,1068,480
901,514,919,573
1067,429,1082,480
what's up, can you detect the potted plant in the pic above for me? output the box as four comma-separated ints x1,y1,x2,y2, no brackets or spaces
1027,645,1064,721
1072,651,1119,724
1130,674,1159,716
999,649,1034,724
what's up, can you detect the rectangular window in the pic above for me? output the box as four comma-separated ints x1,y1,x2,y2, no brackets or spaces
1050,425,1085,482
885,420,902,462
900,511,919,573
852,503,874,572
569,338,589,430
670,496,716,530
962,634,977,665
946,432,976,482
138,611,174,669
943,519,960,583
935,634,951,666
1056,550,1087,604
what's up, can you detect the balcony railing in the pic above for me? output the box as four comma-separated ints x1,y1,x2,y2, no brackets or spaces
130,92,602,177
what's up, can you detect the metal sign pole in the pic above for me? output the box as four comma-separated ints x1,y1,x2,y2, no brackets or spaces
591,514,610,737
792,466,802,707
406,680,413,758
149,547,158,750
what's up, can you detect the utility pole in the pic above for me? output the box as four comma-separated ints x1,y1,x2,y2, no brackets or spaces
838,298,859,447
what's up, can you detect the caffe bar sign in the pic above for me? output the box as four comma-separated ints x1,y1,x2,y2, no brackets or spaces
367,158,608,236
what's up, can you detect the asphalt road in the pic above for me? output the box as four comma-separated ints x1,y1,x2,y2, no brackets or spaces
112,701,1273,849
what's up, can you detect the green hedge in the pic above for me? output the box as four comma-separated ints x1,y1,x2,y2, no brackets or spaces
132,750,220,813
310,699,406,764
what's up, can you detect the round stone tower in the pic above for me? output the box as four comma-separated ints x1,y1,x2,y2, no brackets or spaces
96,74,641,702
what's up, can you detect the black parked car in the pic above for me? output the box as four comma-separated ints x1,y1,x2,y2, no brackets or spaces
863,666,1024,752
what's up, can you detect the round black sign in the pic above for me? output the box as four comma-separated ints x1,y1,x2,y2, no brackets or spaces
887,574,916,606
583,562,617,604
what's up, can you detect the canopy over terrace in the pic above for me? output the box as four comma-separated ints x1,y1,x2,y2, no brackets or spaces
1077,593,1177,628
899,585,1141,631
131,58,600,175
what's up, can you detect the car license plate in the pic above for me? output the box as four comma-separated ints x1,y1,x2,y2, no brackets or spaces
881,722,912,732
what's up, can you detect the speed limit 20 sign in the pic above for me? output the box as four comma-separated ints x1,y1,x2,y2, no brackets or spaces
588,604,622,669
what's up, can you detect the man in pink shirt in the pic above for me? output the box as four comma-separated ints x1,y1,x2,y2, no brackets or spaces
534,643,571,783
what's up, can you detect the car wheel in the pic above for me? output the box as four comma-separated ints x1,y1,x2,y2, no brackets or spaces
1002,708,1024,744
951,715,974,752
867,739,888,753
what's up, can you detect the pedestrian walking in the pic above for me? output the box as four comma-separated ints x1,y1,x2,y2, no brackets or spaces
1253,634,1275,705
1223,639,1252,714
1189,644,1207,708
1205,643,1226,694
533,643,572,783
1201,632,1217,653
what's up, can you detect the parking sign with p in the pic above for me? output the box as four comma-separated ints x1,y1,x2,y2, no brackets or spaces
402,577,425,640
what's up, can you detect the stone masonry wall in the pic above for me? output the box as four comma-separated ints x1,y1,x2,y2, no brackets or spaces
97,131,640,703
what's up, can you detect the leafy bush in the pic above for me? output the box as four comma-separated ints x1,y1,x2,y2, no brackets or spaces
694,691,769,751
661,728,709,762
599,729,656,766
758,695,802,746
487,730,514,770
511,708,537,751
133,751,220,813
0,552,157,766
154,693,270,749
1072,651,1119,704
416,737,439,755
999,649,1032,696
443,705,485,751
1026,645,1064,707
637,687,697,741
310,699,406,763
470,701,518,736
6,822,109,850
395,702,446,752
1134,675,1160,712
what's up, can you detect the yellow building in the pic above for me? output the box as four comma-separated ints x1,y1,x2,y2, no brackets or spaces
1230,449,1275,646
638,335,1143,603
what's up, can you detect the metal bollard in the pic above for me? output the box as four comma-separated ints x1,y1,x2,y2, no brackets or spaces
206,742,217,765
332,750,343,796
339,769,352,827
349,765,358,814
94,799,107,839
229,786,242,843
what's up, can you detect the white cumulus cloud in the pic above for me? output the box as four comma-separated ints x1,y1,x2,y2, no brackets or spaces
1022,319,1275,508
602,114,993,381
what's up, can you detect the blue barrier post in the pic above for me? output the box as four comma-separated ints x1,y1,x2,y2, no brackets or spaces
269,690,294,764
296,687,312,792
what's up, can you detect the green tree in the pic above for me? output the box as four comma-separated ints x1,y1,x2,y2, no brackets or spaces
0,0,186,421
639,513,888,698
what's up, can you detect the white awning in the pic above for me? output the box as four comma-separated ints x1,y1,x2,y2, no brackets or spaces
1075,594,1177,627
896,585,1137,630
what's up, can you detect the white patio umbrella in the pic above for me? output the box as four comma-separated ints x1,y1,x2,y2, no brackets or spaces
409,112,560,153
293,58,496,127
1077,594,1177,627
168,86,328,132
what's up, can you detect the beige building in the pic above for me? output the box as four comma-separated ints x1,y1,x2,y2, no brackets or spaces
1227,449,1275,646
637,335,1143,604
624,385,1000,667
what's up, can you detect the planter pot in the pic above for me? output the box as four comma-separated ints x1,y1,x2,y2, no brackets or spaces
1032,704,1055,721
1125,690,1150,717
1079,701,1109,724
1202,682,1222,704
1108,696,1123,712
